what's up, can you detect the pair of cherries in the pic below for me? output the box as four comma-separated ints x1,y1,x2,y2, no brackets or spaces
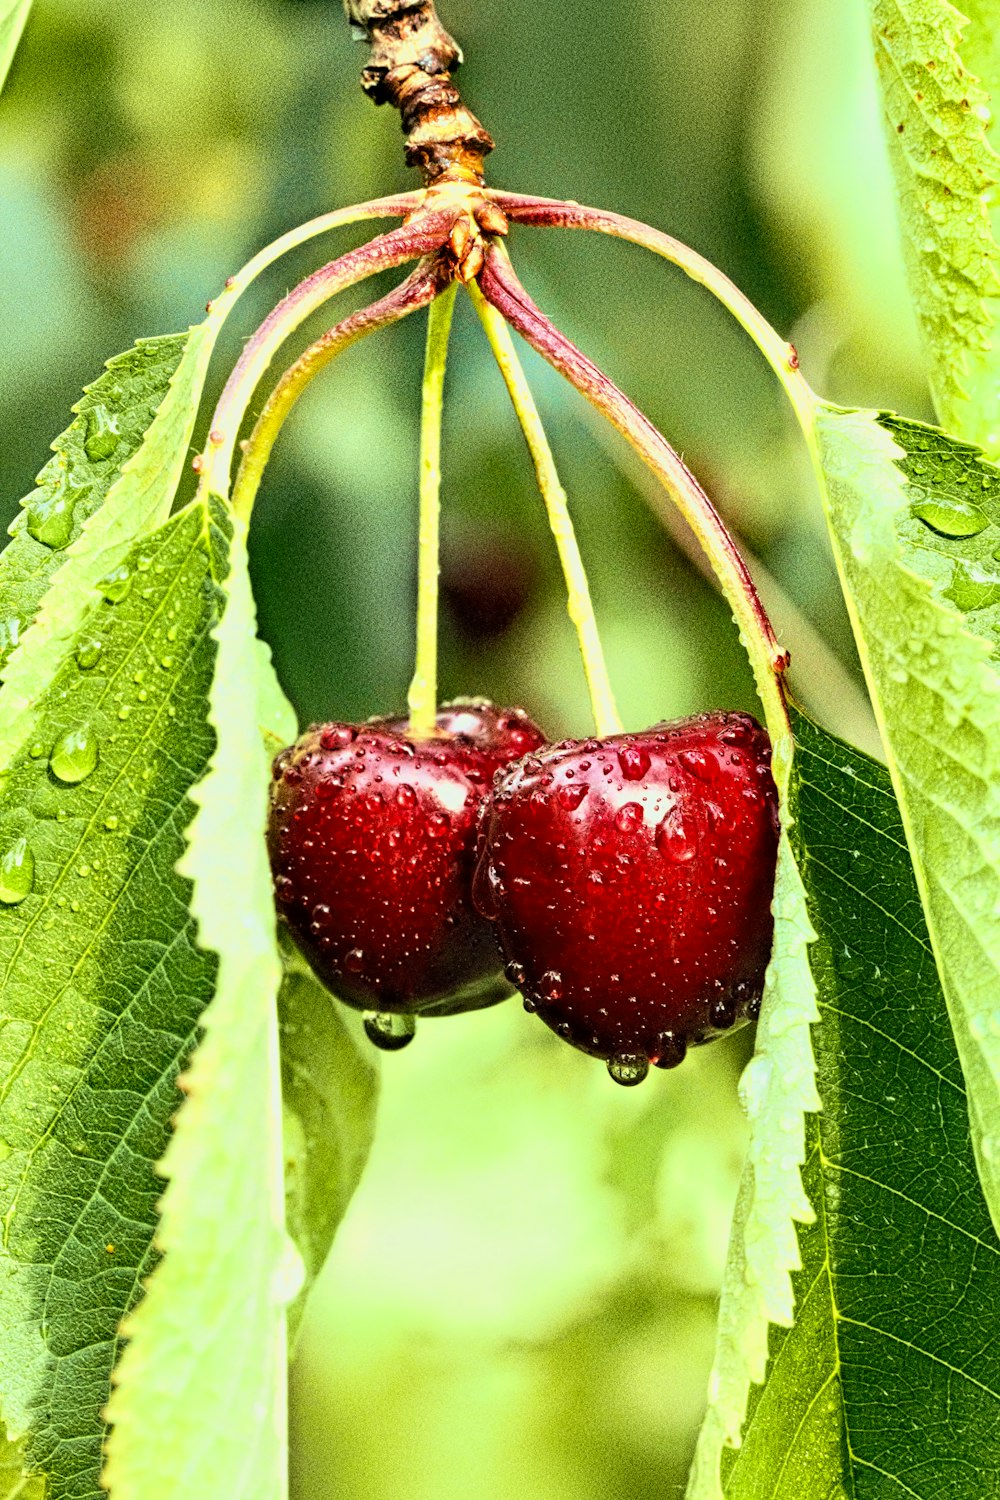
267,699,779,1085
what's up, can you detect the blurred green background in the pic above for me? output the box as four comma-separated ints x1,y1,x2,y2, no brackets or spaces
0,1,925,1495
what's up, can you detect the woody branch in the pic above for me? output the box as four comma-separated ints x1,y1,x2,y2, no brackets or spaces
343,0,495,186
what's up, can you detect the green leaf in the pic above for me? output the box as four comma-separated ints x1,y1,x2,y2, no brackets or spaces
255,637,297,753
867,0,1000,450
811,402,1000,1234
0,1427,43,1500
687,767,820,1497
0,1,31,94
103,516,291,1499
0,335,187,675
716,708,1000,1498
0,494,229,1499
255,629,378,1344
959,1,1000,127
0,316,220,770
279,939,379,1343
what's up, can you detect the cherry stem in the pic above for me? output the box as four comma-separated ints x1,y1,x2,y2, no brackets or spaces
477,245,790,754
197,207,458,504
407,281,459,739
489,194,817,434
468,276,623,738
231,262,444,524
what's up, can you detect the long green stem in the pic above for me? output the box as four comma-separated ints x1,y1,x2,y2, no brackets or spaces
491,193,818,434
231,264,443,524
478,245,790,765
407,282,459,739
197,209,457,504
468,279,622,737
190,195,416,483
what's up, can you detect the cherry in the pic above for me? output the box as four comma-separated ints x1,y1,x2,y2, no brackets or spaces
473,711,779,1085
267,699,546,1042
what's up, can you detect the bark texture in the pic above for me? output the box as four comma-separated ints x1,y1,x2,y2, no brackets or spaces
343,0,494,183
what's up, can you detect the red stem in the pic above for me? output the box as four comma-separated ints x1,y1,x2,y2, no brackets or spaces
477,246,783,671
202,208,457,498
231,259,447,519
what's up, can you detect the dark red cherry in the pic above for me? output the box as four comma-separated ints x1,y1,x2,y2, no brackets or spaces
267,699,546,1028
473,712,779,1085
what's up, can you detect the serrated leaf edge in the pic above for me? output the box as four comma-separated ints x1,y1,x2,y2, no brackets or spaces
813,402,1000,1234
101,512,289,1500
686,801,821,1499
0,322,217,770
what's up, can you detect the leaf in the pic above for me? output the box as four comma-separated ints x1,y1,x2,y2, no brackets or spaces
0,317,221,768
0,1,31,94
811,402,1000,1234
686,759,821,1497
103,516,291,1500
0,335,187,675
255,636,297,753
279,939,379,1343
715,708,1000,1498
0,494,229,1499
959,0,1000,124
867,0,1000,449
0,1428,43,1500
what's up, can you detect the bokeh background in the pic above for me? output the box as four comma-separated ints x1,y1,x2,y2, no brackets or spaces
0,2,926,1496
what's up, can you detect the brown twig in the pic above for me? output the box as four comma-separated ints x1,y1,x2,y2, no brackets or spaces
344,0,494,186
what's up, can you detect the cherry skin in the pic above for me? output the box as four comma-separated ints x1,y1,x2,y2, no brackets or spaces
473,711,779,1084
267,699,546,1031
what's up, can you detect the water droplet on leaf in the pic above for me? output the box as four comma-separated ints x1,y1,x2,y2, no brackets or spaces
75,636,103,670
25,478,83,550
50,726,99,784
911,496,989,537
99,565,132,603
84,404,121,461
0,616,24,664
944,559,1000,612
0,838,34,905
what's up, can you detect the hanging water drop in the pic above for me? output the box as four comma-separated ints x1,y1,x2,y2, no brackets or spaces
50,726,99,785
0,838,34,905
363,1011,417,1051
607,1053,649,1087
84,404,121,461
